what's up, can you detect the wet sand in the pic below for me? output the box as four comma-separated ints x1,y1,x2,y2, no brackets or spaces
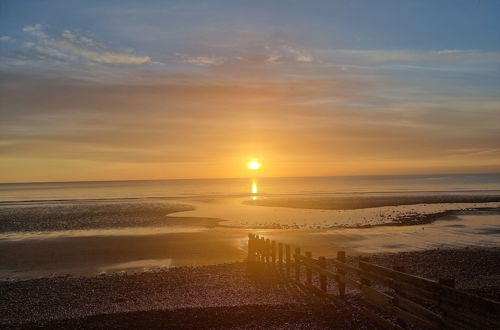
1,203,499,279
244,194,500,210
177,196,500,228
1,248,498,328
0,200,196,232
0,228,248,279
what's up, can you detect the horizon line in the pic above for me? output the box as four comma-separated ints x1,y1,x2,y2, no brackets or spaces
1,171,499,185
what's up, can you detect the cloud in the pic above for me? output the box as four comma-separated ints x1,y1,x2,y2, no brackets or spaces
266,54,281,63
1,66,499,180
175,53,225,66
22,24,151,64
175,42,316,67
283,45,313,62
0,36,13,42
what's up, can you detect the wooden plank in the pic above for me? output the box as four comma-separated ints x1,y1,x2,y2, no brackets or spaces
357,262,441,301
285,245,291,276
300,258,367,293
359,305,404,330
359,260,500,327
392,306,441,330
393,294,444,326
299,256,337,279
318,256,327,292
337,251,346,297
305,252,313,286
302,282,338,303
334,272,362,290
360,261,500,320
353,275,444,329
259,237,266,262
331,258,365,274
307,255,368,281
278,242,283,265
362,288,441,330
359,260,439,293
336,267,443,329
361,284,393,312
295,247,301,282
265,239,270,263
247,234,254,263
271,240,276,263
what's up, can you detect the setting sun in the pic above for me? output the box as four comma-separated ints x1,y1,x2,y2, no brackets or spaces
247,160,261,170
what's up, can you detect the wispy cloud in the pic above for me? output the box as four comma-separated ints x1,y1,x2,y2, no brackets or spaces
176,53,225,66
282,45,313,62
22,24,151,64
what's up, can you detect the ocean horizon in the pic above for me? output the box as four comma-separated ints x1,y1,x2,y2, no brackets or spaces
1,173,499,202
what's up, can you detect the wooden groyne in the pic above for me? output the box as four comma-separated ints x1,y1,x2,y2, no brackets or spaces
247,233,500,330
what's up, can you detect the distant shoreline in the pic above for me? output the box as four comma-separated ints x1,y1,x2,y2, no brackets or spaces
2,172,499,185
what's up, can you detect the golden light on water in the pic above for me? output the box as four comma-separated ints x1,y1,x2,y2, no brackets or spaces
248,160,260,199
252,182,258,194
247,160,261,170
251,180,258,200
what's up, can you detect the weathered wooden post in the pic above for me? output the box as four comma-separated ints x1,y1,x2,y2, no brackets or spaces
278,243,283,266
319,256,327,292
306,251,312,286
295,247,301,282
337,251,346,297
271,240,276,264
248,234,255,263
285,245,291,276
265,239,271,263
259,237,266,262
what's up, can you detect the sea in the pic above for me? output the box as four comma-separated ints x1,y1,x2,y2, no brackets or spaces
1,173,499,279
2,173,500,202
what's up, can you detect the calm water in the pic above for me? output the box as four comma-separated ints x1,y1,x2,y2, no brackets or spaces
1,173,500,202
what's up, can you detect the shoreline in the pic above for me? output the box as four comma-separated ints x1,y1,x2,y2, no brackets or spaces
1,247,499,328
353,206,500,228
2,194,500,233
243,194,500,210
1,208,498,280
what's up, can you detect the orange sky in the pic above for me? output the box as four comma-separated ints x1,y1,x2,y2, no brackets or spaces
1,2,499,182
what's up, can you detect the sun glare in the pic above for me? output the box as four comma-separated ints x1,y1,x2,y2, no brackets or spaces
247,160,261,170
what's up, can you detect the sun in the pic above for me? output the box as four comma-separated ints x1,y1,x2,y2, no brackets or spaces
247,160,261,170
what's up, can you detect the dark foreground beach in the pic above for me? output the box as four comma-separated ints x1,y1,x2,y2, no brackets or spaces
2,247,499,329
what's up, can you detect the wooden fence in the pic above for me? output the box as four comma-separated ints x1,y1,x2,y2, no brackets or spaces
247,233,500,330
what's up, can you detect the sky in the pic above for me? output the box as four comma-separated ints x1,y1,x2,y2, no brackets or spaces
0,0,499,182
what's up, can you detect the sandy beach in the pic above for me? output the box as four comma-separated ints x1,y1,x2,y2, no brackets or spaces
1,247,498,328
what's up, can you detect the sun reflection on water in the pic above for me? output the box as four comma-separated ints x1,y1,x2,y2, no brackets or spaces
251,180,258,200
